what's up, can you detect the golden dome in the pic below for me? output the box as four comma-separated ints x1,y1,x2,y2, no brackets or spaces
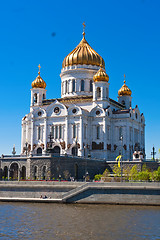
118,80,132,96
93,67,109,82
62,32,105,68
31,65,46,89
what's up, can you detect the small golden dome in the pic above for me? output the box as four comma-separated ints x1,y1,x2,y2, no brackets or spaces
93,67,109,82
62,32,105,69
31,65,46,89
118,80,132,96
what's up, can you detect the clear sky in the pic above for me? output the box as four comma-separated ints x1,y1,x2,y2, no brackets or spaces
0,0,159,159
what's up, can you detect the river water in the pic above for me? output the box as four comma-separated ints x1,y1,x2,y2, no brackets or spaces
0,203,160,240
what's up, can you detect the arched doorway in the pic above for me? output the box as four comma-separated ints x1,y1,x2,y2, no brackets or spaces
21,166,26,180
37,148,42,156
72,147,78,156
10,163,19,180
52,146,60,154
4,166,8,179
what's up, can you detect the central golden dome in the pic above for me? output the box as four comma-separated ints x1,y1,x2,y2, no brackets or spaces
62,32,105,69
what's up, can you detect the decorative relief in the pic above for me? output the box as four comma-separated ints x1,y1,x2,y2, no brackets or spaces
123,144,127,150
114,144,117,150
107,144,111,150
60,141,65,149
92,142,104,150
67,144,71,149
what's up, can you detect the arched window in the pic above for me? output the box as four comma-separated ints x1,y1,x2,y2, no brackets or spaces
37,147,42,156
55,126,58,139
81,80,85,91
122,100,125,106
72,79,75,92
97,87,101,98
90,80,93,92
34,93,37,103
43,94,45,100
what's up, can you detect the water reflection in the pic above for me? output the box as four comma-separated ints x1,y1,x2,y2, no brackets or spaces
0,203,160,240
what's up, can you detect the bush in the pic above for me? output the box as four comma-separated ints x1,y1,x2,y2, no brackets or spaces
129,165,138,181
151,168,160,182
94,174,102,181
138,170,151,181
102,168,110,177
113,165,121,177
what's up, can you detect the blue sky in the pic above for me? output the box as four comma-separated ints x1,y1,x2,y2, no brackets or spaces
0,0,159,158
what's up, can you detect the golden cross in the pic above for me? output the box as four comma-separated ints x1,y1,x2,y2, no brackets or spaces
38,64,41,73
124,74,126,83
83,22,86,33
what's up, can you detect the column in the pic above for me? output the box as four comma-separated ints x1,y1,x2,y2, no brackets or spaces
65,117,68,151
44,118,47,152
103,117,107,159
31,119,34,152
21,123,24,154
80,116,83,157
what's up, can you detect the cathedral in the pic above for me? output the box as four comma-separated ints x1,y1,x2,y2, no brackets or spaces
21,28,145,161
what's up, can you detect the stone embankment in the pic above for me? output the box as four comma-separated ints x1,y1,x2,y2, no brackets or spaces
0,181,160,205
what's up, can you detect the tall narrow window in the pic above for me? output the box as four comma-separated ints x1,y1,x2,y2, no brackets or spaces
97,125,100,139
97,87,101,98
106,88,108,98
84,125,87,139
65,81,67,94
59,125,62,139
34,93,37,103
90,80,93,92
119,127,122,140
72,79,75,92
81,80,84,91
51,126,54,138
38,126,41,140
55,126,58,139
73,124,76,138
43,94,45,100
107,126,110,140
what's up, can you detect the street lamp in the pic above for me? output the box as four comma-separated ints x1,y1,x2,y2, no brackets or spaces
120,135,123,182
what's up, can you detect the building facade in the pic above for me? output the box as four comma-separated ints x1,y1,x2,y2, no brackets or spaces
21,30,145,161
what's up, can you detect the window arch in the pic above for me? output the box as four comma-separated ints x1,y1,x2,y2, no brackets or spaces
34,93,37,103
81,80,85,91
72,79,75,92
122,100,125,106
97,87,101,98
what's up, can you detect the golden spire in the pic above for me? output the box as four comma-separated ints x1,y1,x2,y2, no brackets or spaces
82,22,86,37
118,75,132,96
31,65,46,89
38,64,41,75
62,25,105,69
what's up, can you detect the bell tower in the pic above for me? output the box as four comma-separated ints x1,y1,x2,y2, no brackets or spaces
30,65,47,110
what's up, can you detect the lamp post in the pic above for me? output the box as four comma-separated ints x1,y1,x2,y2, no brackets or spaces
120,135,123,182
151,146,156,161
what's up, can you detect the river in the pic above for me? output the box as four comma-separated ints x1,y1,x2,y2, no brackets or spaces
0,203,160,240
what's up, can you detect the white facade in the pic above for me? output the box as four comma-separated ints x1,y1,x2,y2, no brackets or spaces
21,35,145,161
